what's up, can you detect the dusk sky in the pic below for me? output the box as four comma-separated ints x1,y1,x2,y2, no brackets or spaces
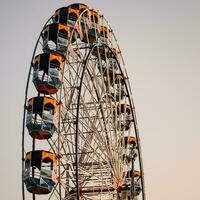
0,0,200,199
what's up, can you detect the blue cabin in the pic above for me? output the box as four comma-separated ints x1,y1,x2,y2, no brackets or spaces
32,53,65,95
26,96,59,140
42,23,74,54
24,150,57,194
122,170,142,197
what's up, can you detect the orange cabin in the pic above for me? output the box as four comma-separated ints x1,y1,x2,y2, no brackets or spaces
26,96,59,139
24,150,57,194
109,74,126,101
99,25,111,44
124,170,142,196
33,52,65,94
54,4,89,26
81,9,102,44
124,136,137,147
42,23,74,54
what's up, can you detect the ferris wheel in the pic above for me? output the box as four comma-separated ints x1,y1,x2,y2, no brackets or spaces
22,3,146,200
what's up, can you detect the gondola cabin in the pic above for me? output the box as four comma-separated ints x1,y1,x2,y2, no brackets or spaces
33,53,65,94
24,150,57,194
123,136,138,163
132,171,142,196
109,74,126,101
122,170,142,197
42,23,74,54
26,96,59,139
124,136,137,148
82,10,101,44
98,48,119,76
107,48,119,74
54,4,88,27
116,104,132,131
99,25,111,44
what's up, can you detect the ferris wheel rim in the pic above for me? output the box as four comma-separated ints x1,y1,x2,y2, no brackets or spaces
22,4,146,200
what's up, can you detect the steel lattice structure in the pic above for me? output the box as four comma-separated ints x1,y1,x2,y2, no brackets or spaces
22,3,146,200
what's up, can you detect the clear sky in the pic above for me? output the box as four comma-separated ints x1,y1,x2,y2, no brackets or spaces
0,0,200,199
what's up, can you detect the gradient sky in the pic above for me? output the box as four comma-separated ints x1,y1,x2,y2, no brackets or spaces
0,0,200,199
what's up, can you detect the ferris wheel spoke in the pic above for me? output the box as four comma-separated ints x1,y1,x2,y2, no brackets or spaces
78,77,111,151
60,116,110,170
47,182,61,200
61,100,110,165
86,61,118,158
76,80,122,189
68,123,109,164
62,66,82,108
